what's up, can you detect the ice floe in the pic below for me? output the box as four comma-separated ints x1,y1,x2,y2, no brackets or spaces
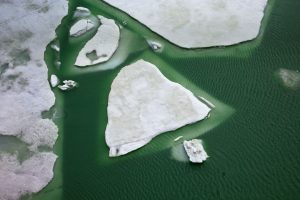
0,0,67,199
105,60,211,157
58,80,78,91
276,68,300,90
50,74,60,87
75,16,120,66
104,0,268,48
70,19,95,37
183,139,208,163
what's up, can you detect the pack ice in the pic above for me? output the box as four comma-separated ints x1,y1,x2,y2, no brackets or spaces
0,0,67,199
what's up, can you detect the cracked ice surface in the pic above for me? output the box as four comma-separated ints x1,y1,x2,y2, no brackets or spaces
0,0,67,199
75,16,120,66
104,0,268,48
105,60,211,157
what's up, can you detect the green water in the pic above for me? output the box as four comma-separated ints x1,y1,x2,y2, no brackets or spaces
32,0,300,199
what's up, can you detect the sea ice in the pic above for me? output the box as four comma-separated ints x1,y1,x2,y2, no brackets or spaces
105,60,211,157
58,80,78,91
70,19,95,37
183,139,208,163
75,16,120,66
50,74,60,87
0,0,67,199
0,152,57,200
104,0,268,48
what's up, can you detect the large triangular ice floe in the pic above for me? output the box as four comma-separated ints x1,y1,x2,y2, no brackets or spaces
105,60,211,156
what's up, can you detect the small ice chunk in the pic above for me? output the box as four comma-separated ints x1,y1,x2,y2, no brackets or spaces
76,7,90,13
70,19,95,37
50,74,59,88
183,139,208,163
105,60,211,157
147,40,162,51
73,7,91,18
75,16,120,66
174,136,183,142
58,80,78,91
50,44,60,52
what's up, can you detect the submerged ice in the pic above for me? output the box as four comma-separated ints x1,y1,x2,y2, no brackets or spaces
104,0,268,48
105,60,211,157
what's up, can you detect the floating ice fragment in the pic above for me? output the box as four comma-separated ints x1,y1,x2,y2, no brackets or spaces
147,40,162,52
75,16,120,66
73,7,91,18
58,80,78,91
198,96,215,108
183,139,208,163
50,74,59,88
104,0,268,48
174,136,183,142
50,43,60,52
70,19,95,37
105,60,211,157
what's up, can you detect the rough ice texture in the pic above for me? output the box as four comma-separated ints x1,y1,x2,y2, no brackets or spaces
58,80,78,91
75,16,120,66
105,60,211,157
0,0,67,199
70,19,95,37
277,68,300,90
0,153,57,200
183,139,208,163
104,0,268,48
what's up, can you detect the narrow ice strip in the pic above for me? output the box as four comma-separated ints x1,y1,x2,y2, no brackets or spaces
198,96,215,108
104,0,268,48
183,139,208,163
75,16,120,66
174,136,183,142
105,60,211,157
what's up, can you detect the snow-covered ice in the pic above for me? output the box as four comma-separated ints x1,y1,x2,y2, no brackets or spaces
50,74,59,88
183,139,208,163
105,60,211,157
75,16,120,66
58,80,78,91
104,0,268,48
70,19,95,37
0,0,67,199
